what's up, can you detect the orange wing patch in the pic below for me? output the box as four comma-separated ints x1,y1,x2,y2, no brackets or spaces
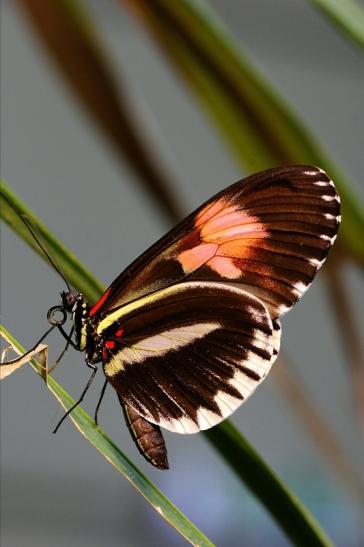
178,198,268,277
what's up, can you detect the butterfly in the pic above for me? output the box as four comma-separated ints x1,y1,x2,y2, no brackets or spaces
3,165,341,470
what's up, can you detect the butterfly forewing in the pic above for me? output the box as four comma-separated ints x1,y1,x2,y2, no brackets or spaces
100,282,280,433
90,165,340,320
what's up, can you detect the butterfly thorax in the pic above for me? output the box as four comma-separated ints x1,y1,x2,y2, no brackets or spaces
61,290,102,363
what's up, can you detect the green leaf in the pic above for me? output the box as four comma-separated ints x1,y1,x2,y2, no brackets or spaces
17,0,183,222
0,181,103,303
1,181,333,546
205,423,333,547
309,0,364,52
0,326,214,547
125,0,364,266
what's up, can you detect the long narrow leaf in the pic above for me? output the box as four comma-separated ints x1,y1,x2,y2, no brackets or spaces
205,422,333,547
125,0,364,266
16,0,183,222
0,326,214,547
0,181,103,303
1,181,333,546
309,0,364,52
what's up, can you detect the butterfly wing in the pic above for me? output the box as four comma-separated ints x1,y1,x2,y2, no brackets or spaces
91,165,339,436
99,281,281,433
90,165,340,320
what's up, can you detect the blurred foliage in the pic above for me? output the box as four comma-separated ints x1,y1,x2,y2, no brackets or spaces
308,0,364,52
125,0,364,267
16,0,183,222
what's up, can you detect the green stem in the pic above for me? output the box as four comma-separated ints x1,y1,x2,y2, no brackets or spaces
0,326,214,547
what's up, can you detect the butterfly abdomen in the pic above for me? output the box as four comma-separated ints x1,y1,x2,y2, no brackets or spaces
121,400,169,470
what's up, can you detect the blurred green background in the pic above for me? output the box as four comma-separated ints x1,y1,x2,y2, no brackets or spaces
1,1,364,546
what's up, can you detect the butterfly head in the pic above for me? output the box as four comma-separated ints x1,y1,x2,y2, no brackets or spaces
46,290,83,329
61,290,82,313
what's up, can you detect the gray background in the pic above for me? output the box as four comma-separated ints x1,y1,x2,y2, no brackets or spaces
1,1,364,546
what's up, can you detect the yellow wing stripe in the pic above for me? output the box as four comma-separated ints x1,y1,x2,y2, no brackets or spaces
96,283,194,334
97,281,242,335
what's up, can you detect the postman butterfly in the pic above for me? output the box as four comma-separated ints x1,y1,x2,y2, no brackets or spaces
3,166,341,470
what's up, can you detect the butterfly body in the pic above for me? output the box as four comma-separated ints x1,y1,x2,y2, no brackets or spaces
59,165,340,469
62,290,170,469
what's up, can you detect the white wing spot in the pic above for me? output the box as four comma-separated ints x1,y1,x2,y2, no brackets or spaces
251,329,269,350
240,350,271,376
278,304,290,316
303,169,319,176
314,180,329,186
214,391,239,416
168,415,200,434
196,407,221,430
309,257,324,268
293,281,308,296
320,234,335,242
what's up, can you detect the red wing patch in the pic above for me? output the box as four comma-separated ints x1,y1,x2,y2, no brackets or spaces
89,287,112,317
176,168,340,317
178,197,268,278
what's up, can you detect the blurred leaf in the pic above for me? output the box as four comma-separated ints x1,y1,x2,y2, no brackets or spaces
324,255,364,431
0,180,103,303
0,327,214,547
125,0,364,266
16,0,183,222
205,422,333,547
309,0,364,52
275,356,364,507
1,181,333,546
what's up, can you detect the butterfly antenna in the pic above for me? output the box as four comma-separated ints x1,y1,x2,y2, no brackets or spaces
1,190,71,291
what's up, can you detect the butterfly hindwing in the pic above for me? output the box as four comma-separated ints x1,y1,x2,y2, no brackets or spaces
90,165,340,320
100,282,281,434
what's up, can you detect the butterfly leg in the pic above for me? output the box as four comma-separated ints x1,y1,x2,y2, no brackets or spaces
52,361,98,433
57,324,79,351
94,379,108,425
46,326,75,375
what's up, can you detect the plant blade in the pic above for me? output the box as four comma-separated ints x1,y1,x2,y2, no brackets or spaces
205,421,333,547
309,0,364,52
0,326,214,547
